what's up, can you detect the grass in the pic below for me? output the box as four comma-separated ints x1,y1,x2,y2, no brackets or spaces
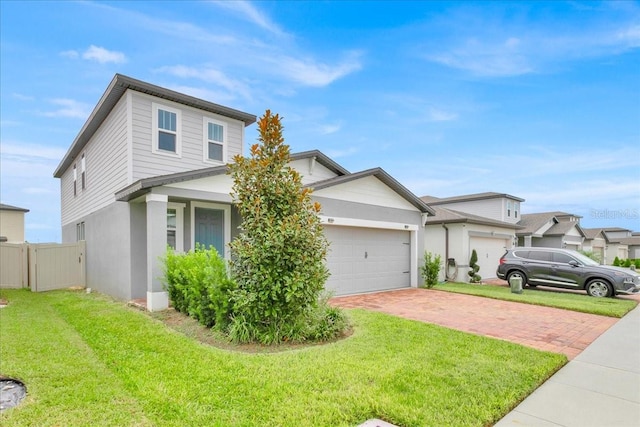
432,282,638,318
0,289,566,427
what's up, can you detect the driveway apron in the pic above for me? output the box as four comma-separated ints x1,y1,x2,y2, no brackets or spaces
331,288,618,360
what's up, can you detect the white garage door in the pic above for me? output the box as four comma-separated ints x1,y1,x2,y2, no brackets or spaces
323,226,411,296
469,237,509,280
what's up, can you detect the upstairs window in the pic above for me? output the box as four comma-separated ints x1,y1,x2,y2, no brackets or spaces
73,164,77,196
506,200,512,217
81,154,86,190
153,103,181,156
203,118,226,163
514,202,519,218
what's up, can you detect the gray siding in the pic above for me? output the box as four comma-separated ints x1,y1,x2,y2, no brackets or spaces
437,198,520,224
63,202,133,300
130,92,244,181
61,95,129,228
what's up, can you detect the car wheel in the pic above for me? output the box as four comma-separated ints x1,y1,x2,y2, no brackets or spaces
506,271,527,286
586,279,612,298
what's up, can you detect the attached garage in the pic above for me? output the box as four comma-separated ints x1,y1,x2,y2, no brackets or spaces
323,225,412,296
469,236,510,280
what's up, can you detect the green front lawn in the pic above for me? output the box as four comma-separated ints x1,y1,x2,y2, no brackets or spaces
0,289,565,427
432,282,638,318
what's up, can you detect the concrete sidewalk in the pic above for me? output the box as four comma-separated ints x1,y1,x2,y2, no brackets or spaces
495,305,640,427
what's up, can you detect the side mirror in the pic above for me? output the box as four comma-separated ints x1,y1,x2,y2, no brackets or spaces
569,260,580,267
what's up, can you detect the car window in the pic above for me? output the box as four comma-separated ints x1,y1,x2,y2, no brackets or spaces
553,252,575,264
513,250,529,259
527,251,552,262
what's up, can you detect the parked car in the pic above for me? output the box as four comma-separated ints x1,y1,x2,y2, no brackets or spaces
496,247,640,297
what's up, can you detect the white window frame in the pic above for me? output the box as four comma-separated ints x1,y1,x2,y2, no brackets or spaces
507,200,512,217
167,202,185,253
190,201,231,259
202,117,227,164
73,164,77,196
152,102,182,157
81,153,86,190
76,221,85,241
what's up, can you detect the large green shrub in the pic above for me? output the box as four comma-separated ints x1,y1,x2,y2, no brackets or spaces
162,245,235,329
468,249,481,283
613,256,621,266
420,252,442,288
227,110,335,344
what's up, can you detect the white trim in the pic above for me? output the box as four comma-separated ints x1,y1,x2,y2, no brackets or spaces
319,215,418,231
152,102,182,158
147,291,169,312
167,202,186,253
202,116,227,164
190,201,231,259
146,193,168,203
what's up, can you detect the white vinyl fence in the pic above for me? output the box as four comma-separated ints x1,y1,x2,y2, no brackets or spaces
0,241,85,291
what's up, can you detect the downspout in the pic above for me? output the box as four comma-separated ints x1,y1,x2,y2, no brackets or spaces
442,223,449,281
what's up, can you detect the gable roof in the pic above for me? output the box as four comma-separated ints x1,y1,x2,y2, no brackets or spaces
425,206,523,228
290,150,350,176
582,228,610,242
115,150,406,208
422,192,524,205
543,221,585,237
516,212,558,235
309,167,435,215
0,203,29,213
54,74,257,178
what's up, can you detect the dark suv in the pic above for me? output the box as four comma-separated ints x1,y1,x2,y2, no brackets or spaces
496,247,640,297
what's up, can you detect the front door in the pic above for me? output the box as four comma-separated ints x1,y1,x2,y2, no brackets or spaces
194,207,225,256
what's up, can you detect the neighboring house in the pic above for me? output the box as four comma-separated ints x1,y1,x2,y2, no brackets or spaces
581,228,609,264
0,203,29,243
517,211,585,250
602,227,633,261
54,74,433,311
422,192,524,282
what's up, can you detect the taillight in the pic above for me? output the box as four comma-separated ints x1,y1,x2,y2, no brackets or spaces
499,257,507,265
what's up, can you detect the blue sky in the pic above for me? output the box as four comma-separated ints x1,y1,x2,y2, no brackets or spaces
1,0,639,242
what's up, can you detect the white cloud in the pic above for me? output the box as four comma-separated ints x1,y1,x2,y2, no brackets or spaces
60,49,79,59
429,37,532,77
156,65,253,101
326,147,359,159
209,0,286,36
272,52,363,87
42,98,91,119
427,107,458,122
12,93,34,101
82,45,127,64
318,123,342,135
0,142,67,161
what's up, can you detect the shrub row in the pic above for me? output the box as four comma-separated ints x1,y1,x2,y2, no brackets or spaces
162,245,235,330
162,246,348,344
613,257,640,268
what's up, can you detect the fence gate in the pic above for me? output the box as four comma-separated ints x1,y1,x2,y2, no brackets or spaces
0,243,29,288
0,241,85,291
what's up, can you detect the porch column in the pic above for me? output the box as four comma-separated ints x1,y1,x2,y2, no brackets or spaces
146,193,168,311
524,235,532,247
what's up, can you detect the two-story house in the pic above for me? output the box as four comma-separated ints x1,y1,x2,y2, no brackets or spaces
422,192,524,282
0,203,29,243
54,74,433,310
516,211,585,250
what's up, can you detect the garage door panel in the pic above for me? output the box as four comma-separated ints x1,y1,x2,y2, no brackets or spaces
469,237,509,280
324,226,411,296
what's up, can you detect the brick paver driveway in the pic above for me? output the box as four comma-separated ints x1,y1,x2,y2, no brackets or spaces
331,288,619,359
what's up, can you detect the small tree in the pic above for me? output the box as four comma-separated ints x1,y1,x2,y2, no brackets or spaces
228,110,331,344
468,249,481,283
420,252,442,288
613,256,621,266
